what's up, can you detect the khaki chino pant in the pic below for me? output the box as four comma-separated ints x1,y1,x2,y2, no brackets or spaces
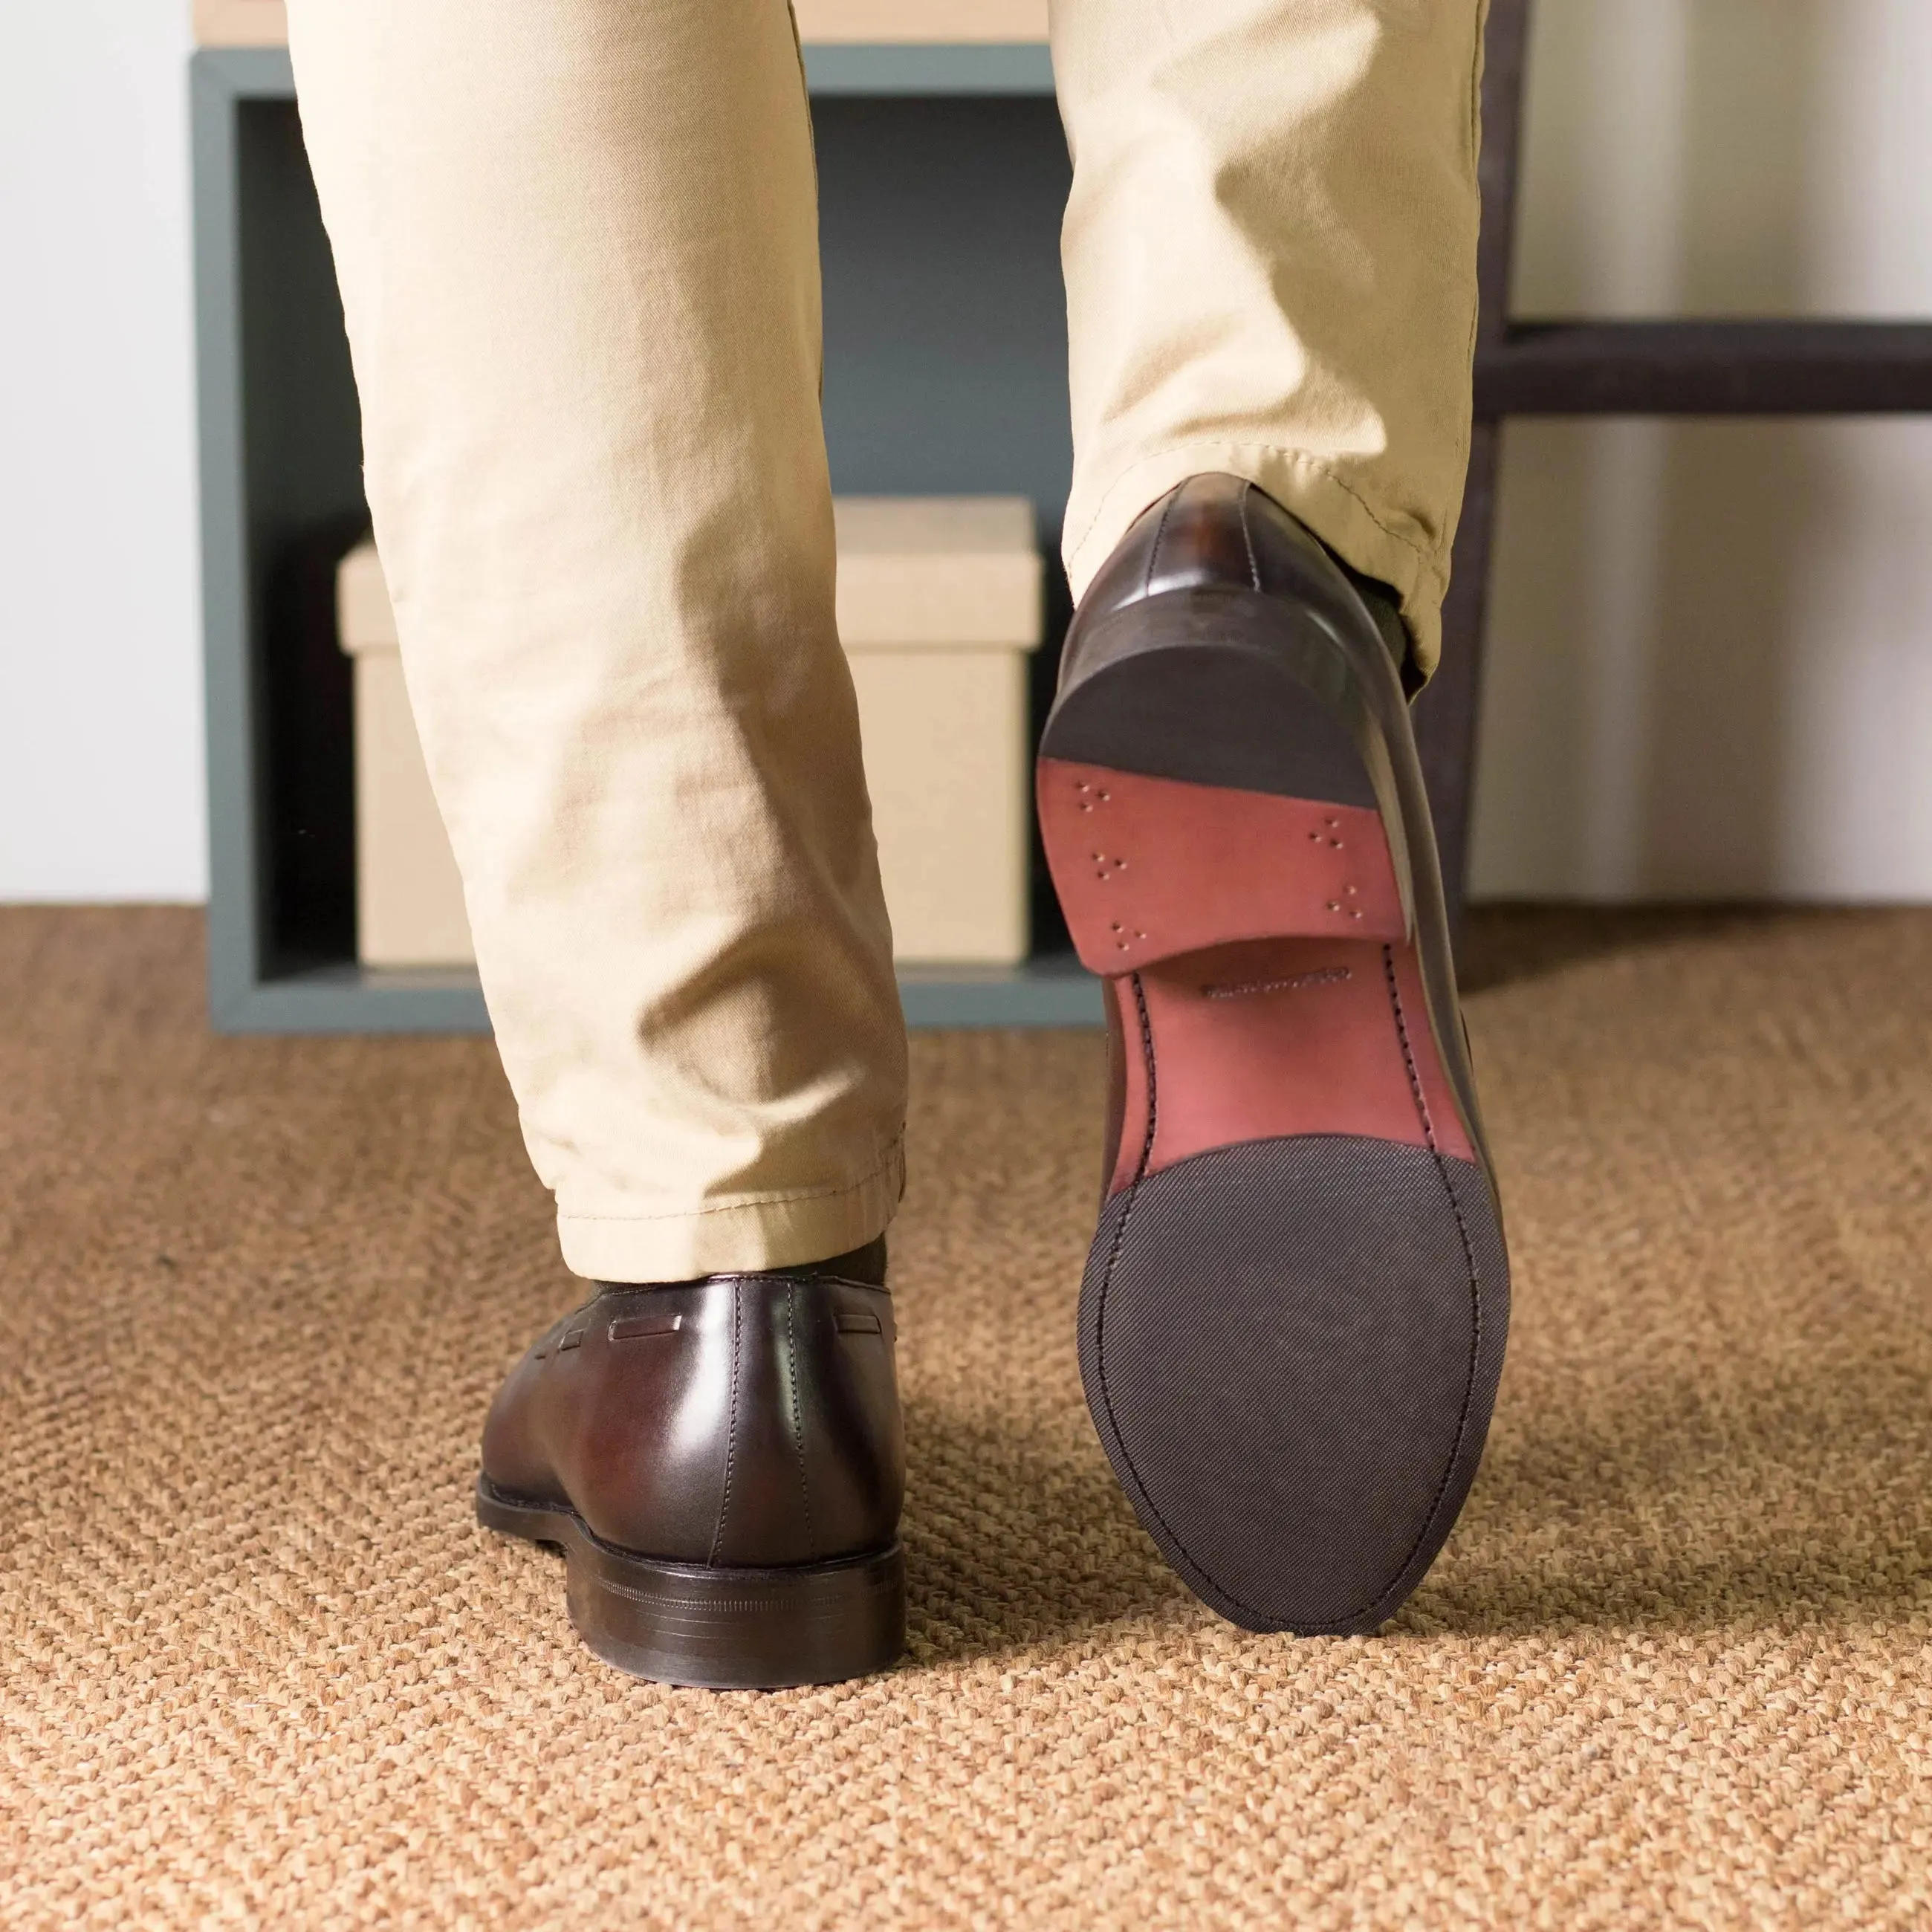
288,0,1486,1283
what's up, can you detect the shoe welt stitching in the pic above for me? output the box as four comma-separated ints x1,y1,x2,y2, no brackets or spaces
1092,969,1292,1627
1353,941,1486,1627
1144,489,1180,599
788,1280,814,1557
1092,947,1489,1634
708,1284,742,1569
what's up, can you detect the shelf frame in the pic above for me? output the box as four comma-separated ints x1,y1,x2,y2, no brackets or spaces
192,46,1091,1034
210,956,1100,1037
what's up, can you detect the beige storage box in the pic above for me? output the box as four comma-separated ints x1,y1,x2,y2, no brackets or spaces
336,545,473,968
337,496,1043,969
834,496,1043,965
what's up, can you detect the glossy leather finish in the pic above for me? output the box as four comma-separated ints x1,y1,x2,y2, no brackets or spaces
481,1268,903,1569
1079,473,1400,1200
1071,471,1413,696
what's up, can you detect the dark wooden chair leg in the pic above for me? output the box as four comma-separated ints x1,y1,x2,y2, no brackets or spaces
1415,0,1534,954
1419,0,1932,955
1413,419,1502,953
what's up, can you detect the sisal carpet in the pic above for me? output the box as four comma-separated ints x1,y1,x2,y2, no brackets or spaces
1,906,1929,1928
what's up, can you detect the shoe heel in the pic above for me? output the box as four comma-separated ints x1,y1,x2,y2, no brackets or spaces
478,1479,905,1690
1037,586,1423,976
1039,759,1407,974
566,1540,906,1692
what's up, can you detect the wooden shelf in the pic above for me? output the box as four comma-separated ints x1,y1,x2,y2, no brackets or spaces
193,0,285,49
193,0,1050,50
795,0,1048,40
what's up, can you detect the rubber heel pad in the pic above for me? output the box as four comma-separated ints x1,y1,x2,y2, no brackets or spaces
1038,758,1406,976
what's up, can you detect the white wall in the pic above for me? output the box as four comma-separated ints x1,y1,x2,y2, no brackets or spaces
0,3,203,901
1473,0,1932,899
2,4,1929,904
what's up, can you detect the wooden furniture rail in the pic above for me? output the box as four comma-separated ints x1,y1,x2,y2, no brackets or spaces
1420,0,1932,929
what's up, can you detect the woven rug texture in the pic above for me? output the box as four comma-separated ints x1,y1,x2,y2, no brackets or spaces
1,907,1928,1928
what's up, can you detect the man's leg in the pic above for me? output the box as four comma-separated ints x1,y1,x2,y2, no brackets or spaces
290,0,910,1687
1039,0,1508,1635
1053,0,1487,673
290,0,907,1285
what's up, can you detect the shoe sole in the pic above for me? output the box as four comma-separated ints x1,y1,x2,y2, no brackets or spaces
1038,586,1510,1636
476,1478,905,1689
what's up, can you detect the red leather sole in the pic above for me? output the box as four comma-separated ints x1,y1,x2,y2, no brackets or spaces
1040,757,1404,973
1038,758,1471,1193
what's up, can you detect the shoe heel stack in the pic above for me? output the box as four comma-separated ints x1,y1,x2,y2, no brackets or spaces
1039,585,1509,1636
477,1480,905,1690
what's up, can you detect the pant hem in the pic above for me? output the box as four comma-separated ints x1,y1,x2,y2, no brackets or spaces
1063,443,1450,674
556,1139,906,1283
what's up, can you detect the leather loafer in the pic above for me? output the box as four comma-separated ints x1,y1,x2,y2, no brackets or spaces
1037,474,1511,1636
477,1255,904,1688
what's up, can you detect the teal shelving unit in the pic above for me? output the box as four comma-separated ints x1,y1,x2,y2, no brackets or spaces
193,45,1102,1033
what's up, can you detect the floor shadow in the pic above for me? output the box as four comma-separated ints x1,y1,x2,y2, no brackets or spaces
898,1397,1197,1669
1458,900,1812,994
900,1340,1932,1662
1399,1348,1932,1639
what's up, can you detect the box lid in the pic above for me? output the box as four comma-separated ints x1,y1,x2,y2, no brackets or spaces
835,497,1043,652
195,0,1051,51
337,541,398,655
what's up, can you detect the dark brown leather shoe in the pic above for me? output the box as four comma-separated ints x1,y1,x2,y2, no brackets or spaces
476,1255,904,1688
1037,473,1510,1637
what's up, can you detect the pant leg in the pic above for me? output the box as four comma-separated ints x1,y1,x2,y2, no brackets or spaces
1051,0,1488,674
288,0,907,1282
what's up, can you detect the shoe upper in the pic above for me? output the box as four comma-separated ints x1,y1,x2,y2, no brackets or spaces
480,1270,903,1568
1067,473,1414,693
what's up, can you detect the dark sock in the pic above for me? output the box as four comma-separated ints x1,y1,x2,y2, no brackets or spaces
598,1235,886,1296
797,1236,888,1287
1245,482,1420,697
1336,560,1423,698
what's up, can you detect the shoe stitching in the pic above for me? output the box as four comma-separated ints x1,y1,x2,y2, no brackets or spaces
1089,973,1267,1608
1144,488,1180,599
1095,976,1158,1312
1236,480,1261,591
1349,941,1486,1629
1092,948,1490,1634
787,1280,814,1557
1092,973,1297,1627
708,1284,742,1567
